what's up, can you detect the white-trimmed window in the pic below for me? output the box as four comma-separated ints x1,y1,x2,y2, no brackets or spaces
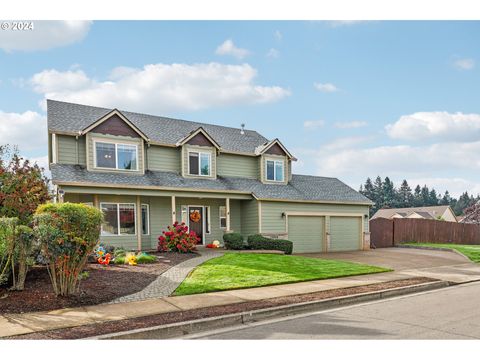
95,141,138,171
141,204,150,235
219,206,227,228
100,203,136,236
188,151,211,176
266,159,284,182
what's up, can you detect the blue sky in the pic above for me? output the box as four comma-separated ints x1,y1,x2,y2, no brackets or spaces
0,20,479,197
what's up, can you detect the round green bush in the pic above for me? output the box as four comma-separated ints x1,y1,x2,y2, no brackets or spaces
223,232,245,250
34,202,103,296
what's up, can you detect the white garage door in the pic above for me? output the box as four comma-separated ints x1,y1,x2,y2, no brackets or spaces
287,216,325,253
329,216,362,251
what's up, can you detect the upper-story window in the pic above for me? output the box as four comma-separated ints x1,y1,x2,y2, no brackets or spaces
266,159,284,182
188,151,211,176
95,141,138,171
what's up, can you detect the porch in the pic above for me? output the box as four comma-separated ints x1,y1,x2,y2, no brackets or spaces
62,188,257,251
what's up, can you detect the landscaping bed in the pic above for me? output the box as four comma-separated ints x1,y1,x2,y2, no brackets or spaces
175,253,391,295
0,252,197,314
401,243,480,263
6,277,435,340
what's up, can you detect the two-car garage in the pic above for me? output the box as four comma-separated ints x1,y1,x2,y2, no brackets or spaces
286,214,364,254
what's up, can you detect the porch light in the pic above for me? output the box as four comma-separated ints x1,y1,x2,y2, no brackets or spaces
282,212,286,218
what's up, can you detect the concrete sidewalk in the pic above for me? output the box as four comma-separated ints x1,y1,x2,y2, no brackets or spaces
0,271,413,338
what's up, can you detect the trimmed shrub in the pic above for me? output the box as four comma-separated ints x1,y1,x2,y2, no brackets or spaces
136,252,157,264
247,234,293,255
114,247,126,258
158,222,199,253
34,202,103,296
223,232,245,250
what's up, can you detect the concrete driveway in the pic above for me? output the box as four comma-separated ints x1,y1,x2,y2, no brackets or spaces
300,247,480,283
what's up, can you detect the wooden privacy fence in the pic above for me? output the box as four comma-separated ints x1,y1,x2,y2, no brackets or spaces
369,217,480,248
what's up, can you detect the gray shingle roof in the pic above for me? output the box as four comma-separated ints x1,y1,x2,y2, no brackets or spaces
51,164,372,204
47,100,269,154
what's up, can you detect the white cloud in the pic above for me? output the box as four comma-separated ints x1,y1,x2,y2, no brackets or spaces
0,111,47,152
274,30,282,41
453,58,475,70
303,120,325,129
314,82,339,93
31,63,290,113
215,39,250,59
334,120,368,129
266,48,280,58
0,21,91,52
386,111,480,142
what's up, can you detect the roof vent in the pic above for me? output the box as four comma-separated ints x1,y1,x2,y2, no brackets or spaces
240,123,245,135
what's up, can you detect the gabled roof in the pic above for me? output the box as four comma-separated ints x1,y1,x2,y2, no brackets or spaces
372,205,452,220
51,164,373,205
47,100,269,155
81,109,149,141
175,127,221,150
255,138,296,160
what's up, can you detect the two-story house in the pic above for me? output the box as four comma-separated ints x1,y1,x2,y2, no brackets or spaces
48,100,373,253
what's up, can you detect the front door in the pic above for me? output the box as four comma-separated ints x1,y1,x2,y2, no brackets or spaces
188,206,204,244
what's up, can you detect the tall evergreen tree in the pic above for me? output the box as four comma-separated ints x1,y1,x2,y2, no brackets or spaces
373,176,384,210
421,185,430,206
429,188,439,206
397,179,413,208
382,177,396,208
413,185,422,207
362,177,375,202
440,191,452,206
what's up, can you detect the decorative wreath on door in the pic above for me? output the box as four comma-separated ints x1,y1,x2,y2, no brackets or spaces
190,210,201,223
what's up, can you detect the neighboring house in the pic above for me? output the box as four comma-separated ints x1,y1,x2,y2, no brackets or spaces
371,206,457,222
48,100,372,253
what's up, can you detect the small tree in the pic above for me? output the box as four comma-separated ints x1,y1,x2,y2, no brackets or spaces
34,203,103,296
0,146,50,224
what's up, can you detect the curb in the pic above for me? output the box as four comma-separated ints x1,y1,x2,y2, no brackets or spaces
89,280,449,340
396,245,471,261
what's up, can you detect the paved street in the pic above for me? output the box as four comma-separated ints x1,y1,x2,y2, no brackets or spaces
189,282,480,339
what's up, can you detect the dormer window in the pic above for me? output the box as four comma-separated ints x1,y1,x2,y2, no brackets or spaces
95,141,138,171
189,151,211,176
266,159,284,182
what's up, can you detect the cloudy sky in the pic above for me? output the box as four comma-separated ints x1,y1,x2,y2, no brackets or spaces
1,20,479,197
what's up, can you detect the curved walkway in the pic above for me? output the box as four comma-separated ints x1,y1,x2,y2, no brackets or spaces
110,250,223,304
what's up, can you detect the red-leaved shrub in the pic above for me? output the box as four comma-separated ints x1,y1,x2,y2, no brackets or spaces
158,222,199,253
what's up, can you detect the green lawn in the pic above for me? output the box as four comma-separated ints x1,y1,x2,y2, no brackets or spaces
403,243,480,263
174,253,391,296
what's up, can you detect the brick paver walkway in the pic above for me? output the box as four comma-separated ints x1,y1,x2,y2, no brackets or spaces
110,250,223,304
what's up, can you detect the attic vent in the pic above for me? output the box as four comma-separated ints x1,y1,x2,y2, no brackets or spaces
240,123,245,135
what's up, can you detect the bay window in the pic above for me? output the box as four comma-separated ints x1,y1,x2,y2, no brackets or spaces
95,141,138,171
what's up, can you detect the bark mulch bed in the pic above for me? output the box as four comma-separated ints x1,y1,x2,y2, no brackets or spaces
0,252,197,314
6,277,437,339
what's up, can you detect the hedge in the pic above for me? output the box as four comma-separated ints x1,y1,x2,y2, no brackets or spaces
223,232,245,250
247,234,293,255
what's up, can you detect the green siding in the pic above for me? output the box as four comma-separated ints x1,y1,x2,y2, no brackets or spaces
147,145,181,172
329,217,362,251
149,196,172,249
86,133,144,174
181,144,216,179
288,216,325,253
261,201,369,235
217,153,258,179
57,135,86,165
241,199,259,238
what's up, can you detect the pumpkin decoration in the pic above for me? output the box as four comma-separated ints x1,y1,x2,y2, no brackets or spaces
190,210,201,223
